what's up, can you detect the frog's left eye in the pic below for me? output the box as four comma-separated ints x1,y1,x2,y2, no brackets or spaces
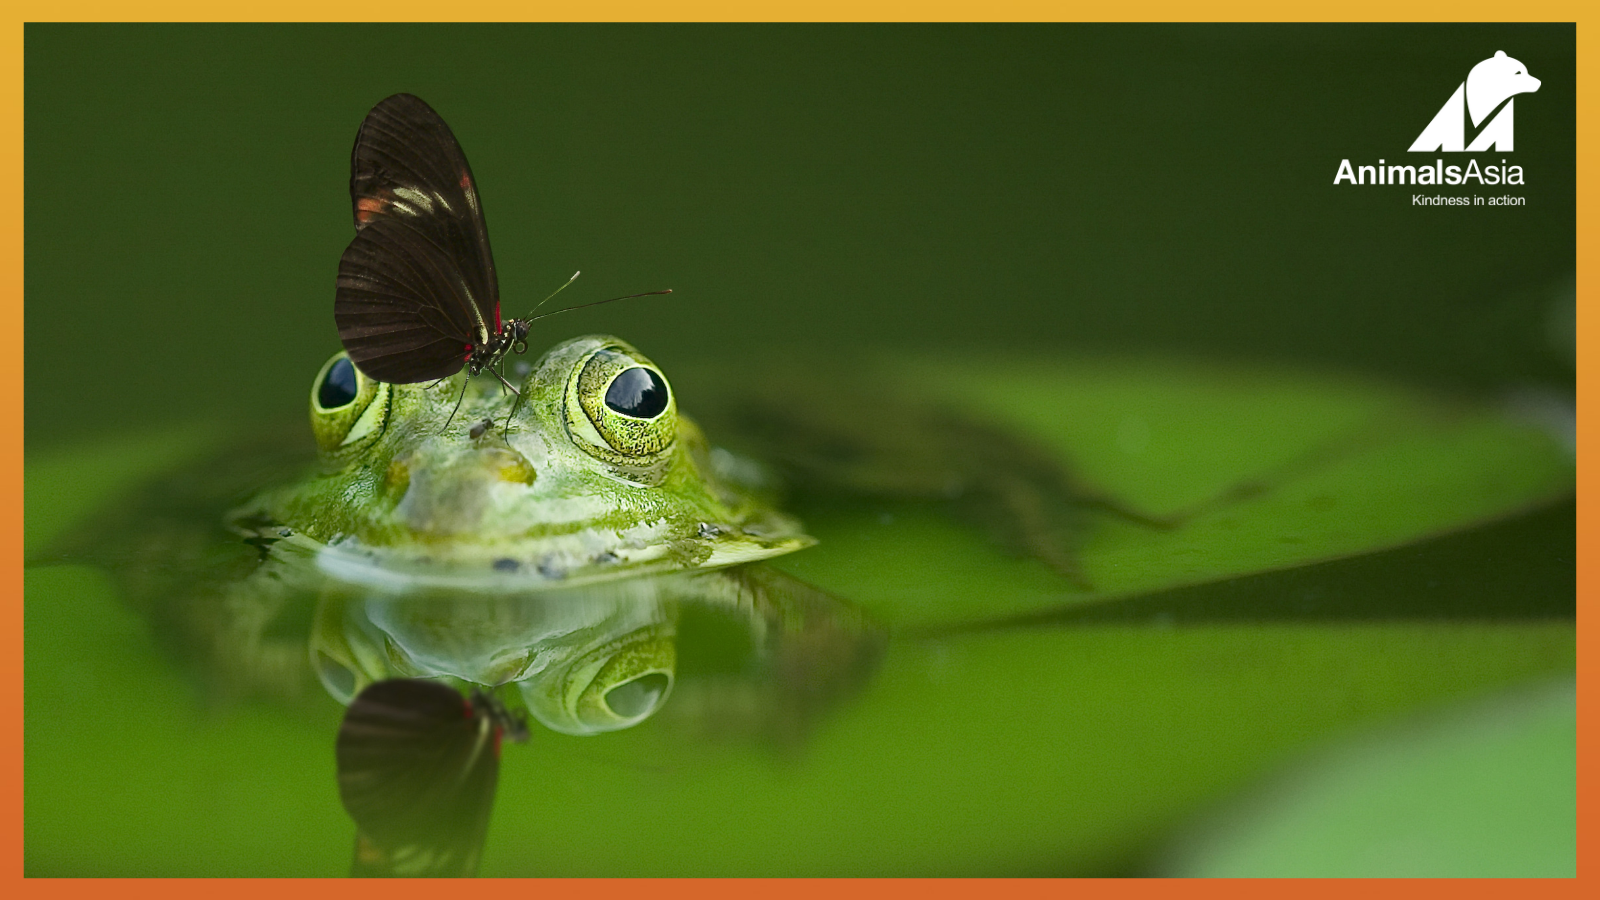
566,346,678,463
318,357,359,409
311,351,391,456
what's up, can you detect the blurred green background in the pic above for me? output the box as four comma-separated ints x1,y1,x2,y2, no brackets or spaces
24,24,1574,876
25,24,1575,448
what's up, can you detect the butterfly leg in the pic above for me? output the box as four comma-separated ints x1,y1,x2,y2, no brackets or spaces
489,367,521,397
486,368,525,434
502,388,530,435
440,378,471,434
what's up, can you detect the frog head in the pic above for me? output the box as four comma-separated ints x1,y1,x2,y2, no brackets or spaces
261,335,812,589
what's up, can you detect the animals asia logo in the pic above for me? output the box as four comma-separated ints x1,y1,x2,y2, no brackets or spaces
1409,50,1541,152
1333,50,1539,191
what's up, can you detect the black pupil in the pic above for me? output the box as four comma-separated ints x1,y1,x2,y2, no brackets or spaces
604,367,668,419
320,357,359,409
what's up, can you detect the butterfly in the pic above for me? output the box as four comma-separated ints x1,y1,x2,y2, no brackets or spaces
335,677,529,878
333,94,667,408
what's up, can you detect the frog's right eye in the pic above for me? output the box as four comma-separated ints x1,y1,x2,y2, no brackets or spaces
561,343,679,474
310,351,391,455
518,626,676,735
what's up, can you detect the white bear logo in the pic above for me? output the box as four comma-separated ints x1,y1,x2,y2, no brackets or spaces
1409,50,1541,152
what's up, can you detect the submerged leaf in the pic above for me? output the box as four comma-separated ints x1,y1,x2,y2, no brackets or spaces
766,356,1572,627
1159,677,1576,877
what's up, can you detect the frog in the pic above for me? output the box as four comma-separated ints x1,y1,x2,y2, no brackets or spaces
56,320,1121,753
255,333,815,588
43,333,882,875
63,333,888,744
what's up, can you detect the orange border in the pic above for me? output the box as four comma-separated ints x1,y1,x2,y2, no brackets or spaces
7,5,1590,898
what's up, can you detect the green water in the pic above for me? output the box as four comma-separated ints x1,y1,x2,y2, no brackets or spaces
24,24,1575,876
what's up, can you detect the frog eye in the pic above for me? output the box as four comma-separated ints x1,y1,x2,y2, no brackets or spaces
518,629,676,735
567,346,678,461
311,351,391,455
604,366,670,418
318,357,359,409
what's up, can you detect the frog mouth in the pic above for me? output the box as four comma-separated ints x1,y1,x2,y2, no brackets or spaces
311,517,814,592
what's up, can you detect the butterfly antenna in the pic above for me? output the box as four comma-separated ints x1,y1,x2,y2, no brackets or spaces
527,289,673,323
527,271,582,317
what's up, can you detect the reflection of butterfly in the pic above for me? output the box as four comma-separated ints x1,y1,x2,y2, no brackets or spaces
335,678,529,878
334,94,667,398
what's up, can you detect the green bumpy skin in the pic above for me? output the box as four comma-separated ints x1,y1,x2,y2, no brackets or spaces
238,335,813,590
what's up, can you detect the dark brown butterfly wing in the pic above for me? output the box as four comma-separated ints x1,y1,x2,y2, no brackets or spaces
335,93,500,383
337,217,486,383
336,679,503,878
